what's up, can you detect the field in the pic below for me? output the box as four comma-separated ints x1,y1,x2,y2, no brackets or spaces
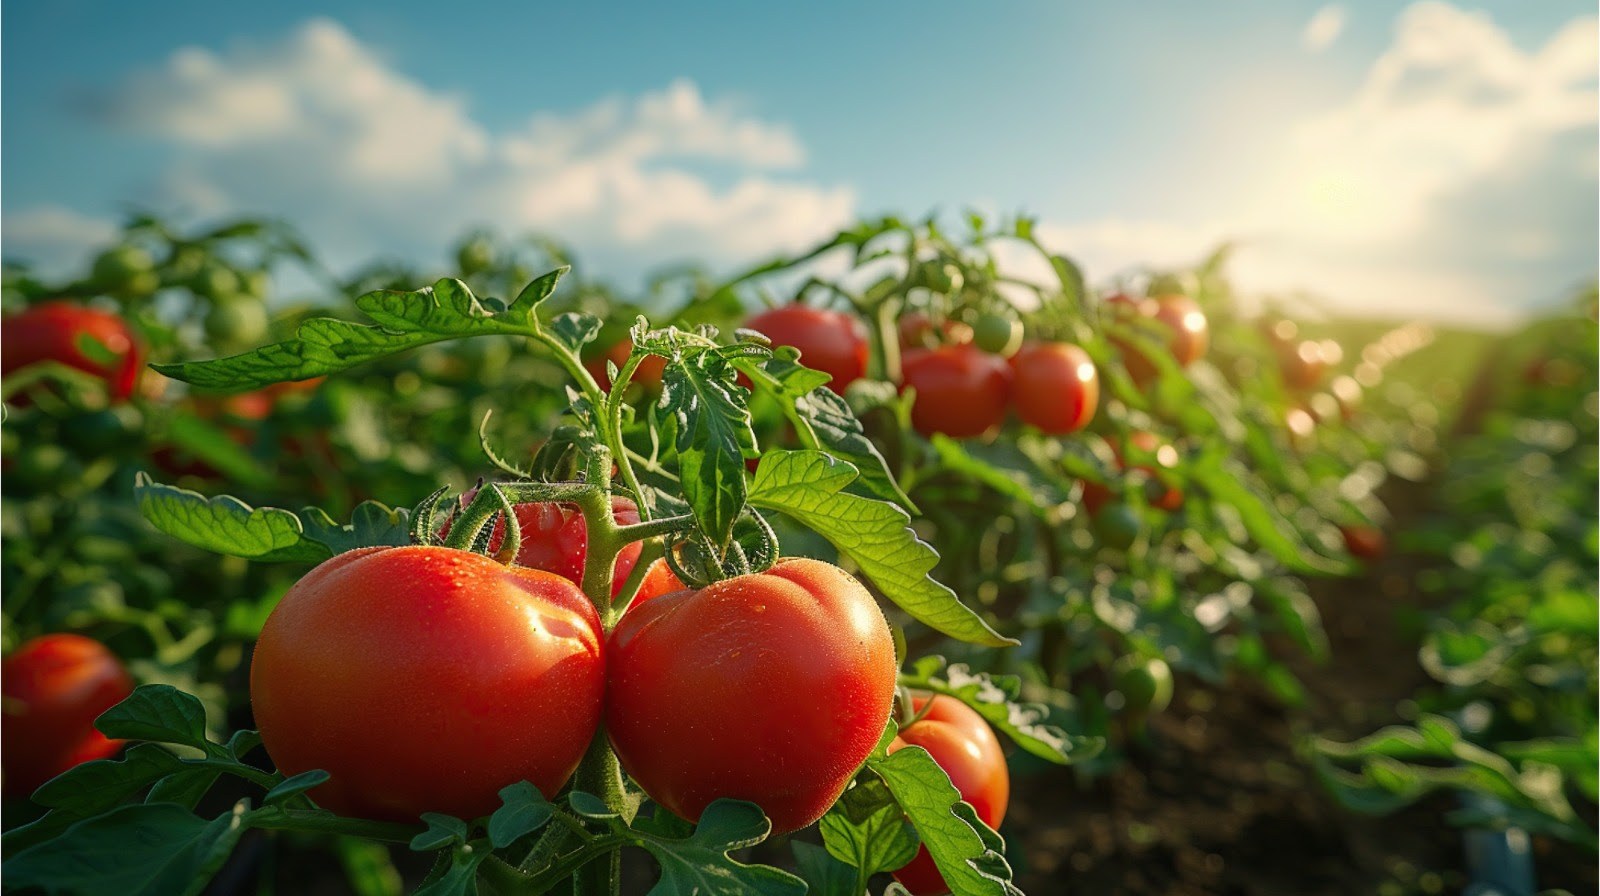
2,214,1594,896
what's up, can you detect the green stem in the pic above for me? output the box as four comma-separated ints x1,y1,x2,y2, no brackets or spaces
565,730,629,896
247,807,421,843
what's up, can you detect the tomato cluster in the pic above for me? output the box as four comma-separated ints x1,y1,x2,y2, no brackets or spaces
250,513,897,832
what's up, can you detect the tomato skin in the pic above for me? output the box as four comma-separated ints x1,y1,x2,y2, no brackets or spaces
449,496,644,598
1009,342,1098,434
250,546,605,821
1108,294,1208,385
889,695,1010,895
1340,524,1386,561
2,634,135,799
1,302,144,402
745,305,869,395
900,345,1013,438
605,558,897,834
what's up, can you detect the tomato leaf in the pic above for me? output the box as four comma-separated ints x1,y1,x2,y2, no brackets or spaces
160,414,273,488
631,799,807,896
263,770,330,806
96,685,217,756
508,266,569,315
748,451,1014,647
1,744,187,856
133,474,327,563
134,474,411,562
3,802,247,896
740,352,915,510
152,275,555,392
654,338,757,552
789,841,859,896
818,779,919,881
1192,459,1343,574
548,311,602,357
927,435,1068,516
410,844,489,896
899,657,1104,765
568,791,619,821
488,782,556,849
867,746,1021,896
410,814,471,851
148,768,225,811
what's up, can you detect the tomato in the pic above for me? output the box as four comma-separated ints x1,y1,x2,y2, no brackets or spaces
605,558,897,834
189,262,241,301
1113,655,1173,715
204,299,270,348
897,311,973,350
90,246,158,298
1080,432,1182,516
446,496,644,598
456,236,495,276
2,634,135,799
1340,524,1386,561
1279,340,1328,392
250,546,605,821
744,305,869,395
2,302,144,402
888,694,1010,895
900,344,1012,438
622,557,687,608
970,313,1022,358
1092,502,1142,550
1108,293,1208,385
584,339,667,392
1008,342,1098,434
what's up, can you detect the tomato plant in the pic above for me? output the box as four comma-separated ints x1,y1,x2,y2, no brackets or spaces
745,304,869,394
250,544,606,822
445,495,645,597
889,693,1011,895
584,338,667,392
606,557,898,834
1,634,135,800
1,302,144,403
900,344,1012,438
1108,292,1209,385
1008,341,1098,434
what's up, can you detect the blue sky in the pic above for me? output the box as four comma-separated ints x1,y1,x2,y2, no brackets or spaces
4,1,1595,326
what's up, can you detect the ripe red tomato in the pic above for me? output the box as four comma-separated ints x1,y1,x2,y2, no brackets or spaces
1340,524,1386,561
447,496,644,598
622,557,687,608
584,339,667,392
744,305,869,395
1081,431,1182,516
250,546,605,821
897,311,973,351
2,634,135,799
1107,294,1208,385
1,302,144,402
889,694,1010,895
1279,340,1328,392
900,345,1012,438
605,558,897,834
1008,342,1098,434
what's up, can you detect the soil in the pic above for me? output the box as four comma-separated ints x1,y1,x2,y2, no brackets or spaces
1001,474,1598,896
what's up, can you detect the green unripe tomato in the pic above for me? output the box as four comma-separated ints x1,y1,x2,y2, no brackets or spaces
971,313,1023,357
205,300,270,348
1093,502,1141,550
1113,655,1173,715
456,237,494,276
91,246,159,298
239,269,271,301
191,262,241,302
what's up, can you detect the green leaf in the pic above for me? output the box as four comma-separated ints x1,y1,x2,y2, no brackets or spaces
3,744,187,855
133,474,328,563
147,768,224,810
508,266,569,315
790,841,860,896
632,800,807,896
656,340,758,551
297,501,413,555
410,814,471,851
549,311,602,357
161,414,272,488
226,730,264,762
748,451,1014,647
868,746,1020,895
411,845,488,896
740,352,914,510
96,685,216,754
263,770,331,806
568,791,618,821
153,276,552,392
900,657,1103,764
4,802,248,896
928,435,1065,516
818,779,919,880
1192,459,1341,574
488,782,555,848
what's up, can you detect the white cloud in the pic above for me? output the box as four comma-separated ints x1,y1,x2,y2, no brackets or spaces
1,206,120,276
1303,5,1348,53
81,19,852,284
1030,3,1597,326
